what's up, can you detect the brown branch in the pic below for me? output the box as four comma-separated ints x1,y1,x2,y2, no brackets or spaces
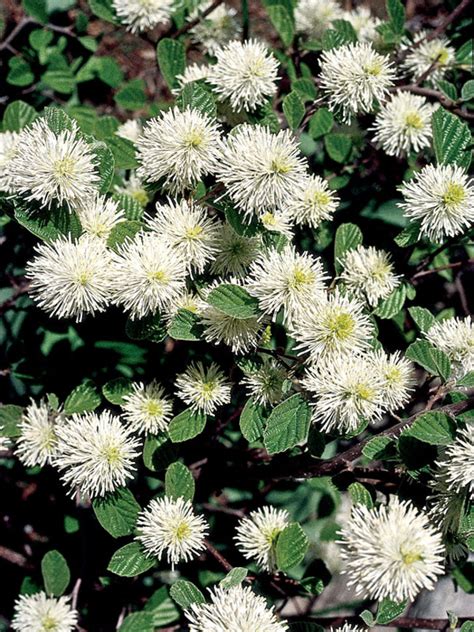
0,545,31,569
394,85,474,121
421,0,472,44
158,0,226,41
411,258,474,281
0,16,33,52
204,540,233,572
296,615,471,630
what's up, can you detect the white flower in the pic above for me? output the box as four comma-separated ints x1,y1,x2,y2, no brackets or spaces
398,164,474,242
235,506,289,571
175,362,232,415
26,235,114,321
291,290,374,362
115,119,142,143
339,245,401,307
286,175,339,229
146,199,220,275
320,42,396,123
260,209,294,237
369,350,414,412
54,410,140,498
136,107,222,193
175,63,211,94
217,125,307,219
242,358,288,406
247,245,328,325
199,297,263,354
162,290,202,324
339,496,445,602
189,2,240,54
436,425,474,500
209,39,279,112
344,6,381,42
15,399,60,467
136,496,208,569
114,172,150,207
186,585,288,632
110,233,187,320
402,32,455,85
9,118,99,209
121,381,174,435
210,223,261,278
426,317,474,379
12,592,78,632
371,91,436,157
112,0,173,33
302,353,386,433
0,130,21,192
331,625,365,632
76,195,125,240
295,0,343,39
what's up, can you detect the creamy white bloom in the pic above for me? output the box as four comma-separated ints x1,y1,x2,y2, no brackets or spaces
372,91,436,157
242,358,288,406
146,199,220,275
291,290,373,362
247,245,327,325
340,245,401,307
402,32,455,85
369,350,414,412
9,118,99,209
209,39,279,112
12,592,78,632
339,496,445,602
189,2,240,54
54,410,140,498
217,126,307,219
436,425,474,500
136,496,208,569
114,172,150,207
76,195,125,240
303,353,386,433
344,6,381,42
186,585,288,632
426,317,474,379
175,362,232,415
200,298,263,354
295,0,343,39
398,165,474,242
115,119,142,143
110,233,187,320
235,506,289,571
175,63,211,94
331,625,366,632
210,223,261,278
260,209,294,237
0,130,20,192
136,107,222,193
15,399,60,467
112,0,173,33
162,290,202,324
121,381,174,435
286,175,339,229
320,42,396,123
26,235,114,321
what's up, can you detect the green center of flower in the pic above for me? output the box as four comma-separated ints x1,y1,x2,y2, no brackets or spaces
143,400,163,417
148,270,168,283
353,383,374,400
400,547,423,565
405,112,424,130
103,445,121,464
443,183,466,209
53,156,76,182
248,59,265,78
75,271,92,286
270,158,291,174
264,527,282,546
41,616,59,632
185,225,204,239
369,261,391,282
289,267,314,289
363,62,382,76
432,48,449,65
41,427,57,453
312,191,331,207
201,380,216,399
385,366,402,385
131,188,150,206
261,212,277,226
327,311,355,340
184,131,204,148
174,521,191,541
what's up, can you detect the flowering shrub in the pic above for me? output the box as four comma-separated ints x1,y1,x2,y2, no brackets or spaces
0,0,473,630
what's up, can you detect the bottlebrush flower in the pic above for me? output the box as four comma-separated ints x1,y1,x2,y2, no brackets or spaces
242,358,288,406
112,0,173,33
189,2,240,54
76,195,125,241
287,175,339,229
426,317,474,379
369,350,414,412
295,0,343,39
402,32,455,86
121,381,174,435
12,592,78,632
235,506,289,571
15,399,60,467
210,223,261,278
175,362,232,415
0,130,21,192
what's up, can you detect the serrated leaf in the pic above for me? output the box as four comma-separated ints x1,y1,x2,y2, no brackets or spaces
263,394,311,455
102,377,133,405
457,372,474,387
23,0,48,23
373,284,406,319
308,108,333,139
169,580,205,609
14,205,82,242
220,567,248,588
42,69,75,94
113,193,145,221
462,80,474,102
432,108,472,168
408,306,436,332
348,482,374,508
394,221,421,247
157,39,186,91
125,313,167,343
107,220,142,250
325,133,352,163
92,142,115,194
107,542,155,577
119,612,154,632
92,488,141,538
176,81,217,118
168,409,207,442
168,309,203,341
376,598,407,624
207,284,260,319
292,78,317,101
0,405,23,438
275,522,308,571
165,462,195,501
405,339,451,380
240,398,265,442
41,550,70,597
362,436,393,460
386,0,405,33
283,91,305,130
334,223,363,274
64,382,101,415
404,411,456,445
115,79,146,110
267,5,294,47
106,135,138,169
143,434,177,472
88,0,118,22
3,100,37,132
144,586,180,627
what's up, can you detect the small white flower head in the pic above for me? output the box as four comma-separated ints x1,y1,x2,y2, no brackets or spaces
9,118,99,210
217,125,307,219
110,233,187,320
319,42,396,123
344,6,381,42
339,496,445,602
54,410,140,498
302,353,386,433
136,496,208,569
12,592,78,632
112,0,173,33
398,164,474,243
115,119,142,143
136,107,222,193
121,381,174,435
15,399,60,468
189,2,240,54
331,625,366,632
242,358,288,406
76,195,125,241
175,63,211,95
200,299,263,355
260,209,294,237
210,223,261,278
175,362,232,415
402,32,455,85
436,424,474,500
235,506,289,571
209,39,279,112
162,290,202,324
371,91,436,157
114,171,150,207
295,0,343,39
369,350,414,412
291,290,374,362
146,199,220,275
339,245,401,307
286,175,339,229
26,235,114,322
247,245,328,325
0,130,21,192
426,317,474,379
186,585,288,632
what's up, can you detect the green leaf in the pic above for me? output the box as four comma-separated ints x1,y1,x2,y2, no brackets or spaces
275,523,308,571
283,91,305,130
125,313,167,343
220,567,248,588
348,482,374,508
462,80,474,102
334,223,363,274
168,409,207,442
144,586,180,627
321,21,357,49
438,80,457,101
408,306,436,332
267,5,294,47
0,405,23,438
92,141,115,194
102,377,133,405
460,623,474,632
404,411,456,446
177,82,217,118
88,0,118,23
394,221,421,247
165,462,195,501
29,28,54,50
107,220,142,250
64,382,101,415
362,436,393,460
41,550,70,597
107,542,155,577
240,398,265,442
14,205,82,242
168,309,203,341
3,100,36,132
292,78,317,101
42,106,75,133
157,39,186,91
386,0,405,33
42,69,75,94
457,372,474,387
106,136,138,169
113,193,145,220
376,598,407,624
263,394,311,455
7,57,35,87
324,133,352,163
169,580,205,609
308,108,333,139
207,284,260,319
119,612,154,632
23,0,48,23
115,79,147,110
405,339,451,380
432,108,472,169
143,434,177,472
92,488,141,538
373,284,406,319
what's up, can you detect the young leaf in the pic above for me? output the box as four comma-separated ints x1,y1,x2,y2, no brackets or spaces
373,284,406,319
168,309,203,341
408,306,436,332
432,108,472,168
3,100,36,132
308,108,333,139
376,598,407,624
263,394,311,455
169,580,205,609
220,567,248,588
275,523,308,571
267,4,294,47
107,542,155,577
324,133,352,163
165,462,195,501
386,0,405,34
119,612,154,632
92,488,141,538
177,82,217,118
41,550,70,597
102,377,133,405
283,91,305,130
348,482,374,508
0,405,23,438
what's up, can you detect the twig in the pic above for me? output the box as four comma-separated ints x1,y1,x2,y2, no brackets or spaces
294,615,471,630
0,545,30,568
0,17,33,52
411,258,474,281
419,0,472,44
163,0,226,40
204,539,233,572
71,579,82,610
394,85,474,121
0,282,31,315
